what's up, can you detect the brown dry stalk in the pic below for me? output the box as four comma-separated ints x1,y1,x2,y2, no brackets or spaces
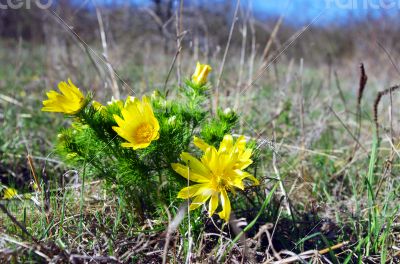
27,154,41,192
261,16,284,61
351,63,368,161
373,85,400,137
96,6,120,99
357,63,368,107
318,241,349,255
215,0,241,112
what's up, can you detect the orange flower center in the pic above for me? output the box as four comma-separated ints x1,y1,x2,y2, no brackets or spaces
134,123,154,143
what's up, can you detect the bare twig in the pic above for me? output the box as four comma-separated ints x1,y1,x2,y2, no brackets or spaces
329,106,368,153
261,16,284,61
215,0,241,111
334,70,347,113
164,46,182,93
162,203,187,264
272,123,291,216
234,5,248,110
240,10,326,96
95,5,120,99
377,42,400,77
27,155,41,192
70,254,120,263
48,9,134,95
175,0,184,87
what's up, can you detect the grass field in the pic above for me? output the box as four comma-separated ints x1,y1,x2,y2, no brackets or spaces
1,5,400,263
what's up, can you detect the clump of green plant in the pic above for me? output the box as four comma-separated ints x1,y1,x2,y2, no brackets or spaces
42,63,259,222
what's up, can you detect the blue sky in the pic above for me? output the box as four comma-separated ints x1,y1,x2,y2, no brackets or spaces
248,0,396,24
98,0,397,24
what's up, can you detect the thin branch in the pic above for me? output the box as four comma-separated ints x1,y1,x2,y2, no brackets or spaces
95,5,120,99
215,0,241,111
329,106,368,153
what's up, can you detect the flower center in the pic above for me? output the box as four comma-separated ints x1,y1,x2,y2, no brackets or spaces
217,177,227,189
211,173,230,191
134,123,153,143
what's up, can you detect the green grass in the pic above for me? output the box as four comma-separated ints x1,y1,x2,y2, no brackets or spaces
1,39,400,263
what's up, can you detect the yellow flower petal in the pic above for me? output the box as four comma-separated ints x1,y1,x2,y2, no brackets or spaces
41,79,85,115
235,136,247,149
3,188,17,199
201,147,219,173
172,163,210,183
192,62,212,86
177,184,210,199
208,193,219,216
218,189,231,222
193,136,211,152
219,134,233,153
180,152,210,177
189,192,212,210
244,172,259,186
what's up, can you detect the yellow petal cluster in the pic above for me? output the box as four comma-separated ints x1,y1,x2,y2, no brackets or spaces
172,135,258,222
192,62,212,86
42,79,85,114
112,96,160,150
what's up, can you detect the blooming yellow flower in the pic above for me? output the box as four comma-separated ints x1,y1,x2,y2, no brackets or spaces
112,96,160,150
172,135,258,221
194,135,255,172
3,187,17,199
42,79,85,114
192,62,212,85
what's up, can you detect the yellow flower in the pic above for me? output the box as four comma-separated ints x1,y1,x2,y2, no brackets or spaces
172,135,258,222
192,62,212,85
194,135,255,172
3,187,18,199
112,96,160,150
42,79,85,114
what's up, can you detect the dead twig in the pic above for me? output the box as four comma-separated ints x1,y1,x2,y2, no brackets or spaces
215,0,241,111
162,203,187,264
95,5,120,99
164,46,183,93
70,254,121,263
48,9,134,95
329,106,368,154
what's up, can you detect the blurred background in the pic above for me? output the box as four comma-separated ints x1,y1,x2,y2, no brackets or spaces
2,0,400,85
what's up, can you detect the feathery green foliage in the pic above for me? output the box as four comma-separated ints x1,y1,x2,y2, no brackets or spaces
54,78,241,219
